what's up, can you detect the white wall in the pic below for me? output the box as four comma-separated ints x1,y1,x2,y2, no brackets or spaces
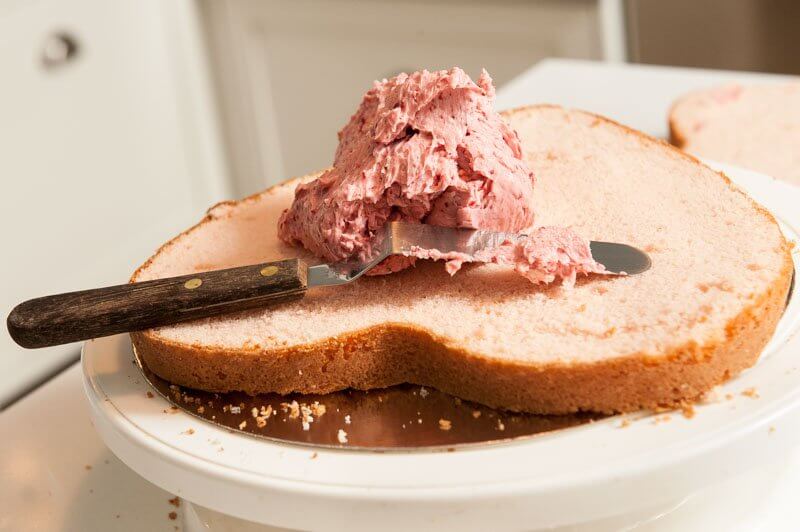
201,0,605,195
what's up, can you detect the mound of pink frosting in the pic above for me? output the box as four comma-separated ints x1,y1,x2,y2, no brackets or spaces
278,67,605,286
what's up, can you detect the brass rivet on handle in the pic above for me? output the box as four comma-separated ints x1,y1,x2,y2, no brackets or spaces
260,266,279,277
184,278,203,289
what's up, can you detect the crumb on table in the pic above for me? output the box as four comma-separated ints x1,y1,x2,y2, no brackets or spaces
652,414,671,425
742,387,760,399
438,419,452,431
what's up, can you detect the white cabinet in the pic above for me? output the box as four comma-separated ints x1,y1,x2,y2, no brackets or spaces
0,0,228,407
201,0,606,195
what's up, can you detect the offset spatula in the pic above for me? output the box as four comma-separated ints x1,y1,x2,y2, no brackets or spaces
7,222,651,349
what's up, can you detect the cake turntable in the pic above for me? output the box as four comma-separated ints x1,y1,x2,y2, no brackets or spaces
82,162,800,531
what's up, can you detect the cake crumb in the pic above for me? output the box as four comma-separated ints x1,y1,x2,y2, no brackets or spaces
742,387,760,399
310,401,327,417
238,421,247,430
496,419,505,431
769,426,776,434
230,405,242,415
168,496,181,507
680,403,696,419
725,393,734,400
281,400,301,419
472,410,481,419
168,511,177,520
337,429,348,444
652,415,671,425
196,406,205,414
251,407,259,418
146,391,154,399
182,428,195,435
419,387,429,398
300,404,314,430
344,414,351,424
619,419,631,428
438,419,452,431
310,452,318,459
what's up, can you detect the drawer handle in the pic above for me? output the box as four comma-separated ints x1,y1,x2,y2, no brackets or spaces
41,32,79,70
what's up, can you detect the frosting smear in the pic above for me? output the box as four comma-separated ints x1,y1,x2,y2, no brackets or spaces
278,68,605,285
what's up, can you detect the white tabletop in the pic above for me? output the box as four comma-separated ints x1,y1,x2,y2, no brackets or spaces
2,59,799,531
0,363,182,531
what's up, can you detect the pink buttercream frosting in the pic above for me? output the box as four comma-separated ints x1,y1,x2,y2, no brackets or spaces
409,226,605,286
278,68,604,285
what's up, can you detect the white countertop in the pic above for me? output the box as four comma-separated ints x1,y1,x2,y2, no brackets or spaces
0,364,182,531
2,58,798,531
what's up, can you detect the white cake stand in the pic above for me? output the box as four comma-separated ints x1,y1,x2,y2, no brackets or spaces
83,163,800,531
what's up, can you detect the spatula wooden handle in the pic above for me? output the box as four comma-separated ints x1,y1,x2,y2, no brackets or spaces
7,258,307,349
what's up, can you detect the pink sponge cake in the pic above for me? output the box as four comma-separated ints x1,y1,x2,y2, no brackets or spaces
670,82,800,186
129,77,792,413
278,68,604,285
